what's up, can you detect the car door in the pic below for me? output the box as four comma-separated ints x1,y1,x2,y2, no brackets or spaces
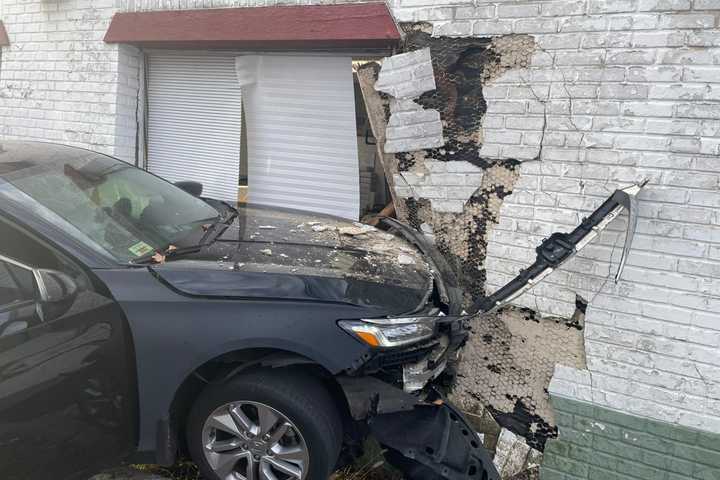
0,218,137,480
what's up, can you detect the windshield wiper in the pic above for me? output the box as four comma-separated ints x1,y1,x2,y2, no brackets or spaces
199,207,238,245
130,203,238,266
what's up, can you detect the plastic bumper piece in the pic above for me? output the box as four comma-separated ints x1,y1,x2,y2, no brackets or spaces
369,401,500,480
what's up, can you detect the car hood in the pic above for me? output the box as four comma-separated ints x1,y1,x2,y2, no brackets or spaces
151,205,435,316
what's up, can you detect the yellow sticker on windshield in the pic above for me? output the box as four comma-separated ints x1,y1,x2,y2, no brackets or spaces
129,241,154,257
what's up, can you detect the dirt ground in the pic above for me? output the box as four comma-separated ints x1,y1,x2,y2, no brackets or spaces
92,464,399,480
91,443,403,480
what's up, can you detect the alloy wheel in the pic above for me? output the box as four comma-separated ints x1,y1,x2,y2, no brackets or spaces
201,401,310,480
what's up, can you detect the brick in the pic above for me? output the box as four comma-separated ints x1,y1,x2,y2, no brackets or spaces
614,135,669,151
633,234,709,257
678,258,720,278
684,67,720,83
543,455,590,478
550,83,598,99
616,459,667,480
559,16,609,32
501,145,539,160
688,190,720,207
688,31,720,47
598,84,649,99
486,101,526,114
538,467,570,480
581,32,632,48
675,445,720,468
662,48,716,65
483,130,522,144
514,18,559,34
497,3,540,17
658,13,716,29
588,466,624,480
539,33,584,49
473,20,513,35
645,119,700,135
453,6,495,19
432,21,472,37
638,0,691,9
541,1,587,16
632,31,687,47
660,204,714,224
622,102,675,117
609,14,660,30
700,138,720,155
676,103,720,120
503,116,545,131
590,0,637,12
669,137,701,153
556,51,606,66
693,0,720,8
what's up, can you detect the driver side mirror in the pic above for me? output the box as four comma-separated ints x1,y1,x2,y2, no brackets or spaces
34,269,78,320
174,180,204,197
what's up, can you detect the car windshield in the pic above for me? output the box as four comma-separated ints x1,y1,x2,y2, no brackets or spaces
0,145,220,264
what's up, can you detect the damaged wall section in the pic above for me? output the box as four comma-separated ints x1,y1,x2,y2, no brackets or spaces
371,3,720,478
359,27,537,300
360,1,720,464
358,25,587,453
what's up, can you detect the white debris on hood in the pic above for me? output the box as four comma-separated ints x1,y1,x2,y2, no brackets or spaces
259,249,273,256
339,223,376,236
258,225,277,229
311,225,332,232
397,253,416,265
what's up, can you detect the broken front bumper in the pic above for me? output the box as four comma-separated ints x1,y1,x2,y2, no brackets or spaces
369,399,499,480
338,315,498,480
471,181,647,314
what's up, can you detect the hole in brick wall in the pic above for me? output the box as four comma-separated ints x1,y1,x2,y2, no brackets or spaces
357,25,574,453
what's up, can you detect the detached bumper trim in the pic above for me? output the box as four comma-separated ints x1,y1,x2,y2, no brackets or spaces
369,400,500,480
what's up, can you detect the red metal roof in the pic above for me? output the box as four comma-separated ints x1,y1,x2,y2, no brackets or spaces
0,21,9,47
104,3,400,50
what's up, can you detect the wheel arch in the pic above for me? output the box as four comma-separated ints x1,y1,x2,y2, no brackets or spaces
163,347,353,466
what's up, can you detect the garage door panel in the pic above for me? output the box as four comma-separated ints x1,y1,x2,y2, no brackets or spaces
147,53,241,203
239,55,359,220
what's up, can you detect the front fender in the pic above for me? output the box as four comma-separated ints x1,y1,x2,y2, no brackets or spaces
93,269,370,457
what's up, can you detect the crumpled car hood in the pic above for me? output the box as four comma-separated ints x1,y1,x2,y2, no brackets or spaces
151,205,434,315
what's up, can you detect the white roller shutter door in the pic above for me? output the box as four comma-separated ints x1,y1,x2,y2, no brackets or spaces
237,55,359,220
146,52,242,202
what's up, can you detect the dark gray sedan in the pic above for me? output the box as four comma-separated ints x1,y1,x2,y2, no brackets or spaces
0,142,498,480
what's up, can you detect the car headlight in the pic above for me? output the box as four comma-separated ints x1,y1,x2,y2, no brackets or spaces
338,317,437,348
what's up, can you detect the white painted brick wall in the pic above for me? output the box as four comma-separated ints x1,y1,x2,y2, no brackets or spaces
1,0,719,436
0,0,136,160
412,0,720,433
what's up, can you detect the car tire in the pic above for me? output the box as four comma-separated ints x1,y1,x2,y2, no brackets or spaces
187,368,343,480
